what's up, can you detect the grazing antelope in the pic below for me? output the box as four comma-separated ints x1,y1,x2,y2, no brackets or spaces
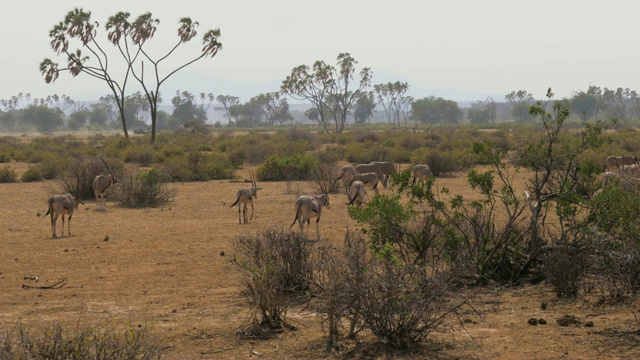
45,193,84,238
599,171,639,192
351,172,380,195
354,163,387,188
230,171,261,224
290,193,330,236
603,155,638,172
347,181,367,208
93,156,118,210
335,165,357,184
411,164,433,184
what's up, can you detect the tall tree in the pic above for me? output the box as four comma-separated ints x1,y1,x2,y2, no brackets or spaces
570,85,603,122
602,87,637,120
411,96,462,124
215,95,240,124
281,53,372,134
40,8,222,142
505,90,535,122
373,81,409,125
484,96,497,123
353,91,376,125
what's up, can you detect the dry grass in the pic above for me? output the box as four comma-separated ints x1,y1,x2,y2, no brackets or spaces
1,163,640,359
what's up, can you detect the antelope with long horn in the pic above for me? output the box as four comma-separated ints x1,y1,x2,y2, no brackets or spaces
230,171,262,224
45,193,84,238
93,156,118,210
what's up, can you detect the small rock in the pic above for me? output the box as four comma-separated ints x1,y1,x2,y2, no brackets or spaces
541,302,547,310
538,318,547,325
557,315,579,327
463,318,473,324
220,251,225,256
527,318,538,325
584,321,594,327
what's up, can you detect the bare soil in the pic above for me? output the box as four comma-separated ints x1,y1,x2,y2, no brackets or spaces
1,163,640,359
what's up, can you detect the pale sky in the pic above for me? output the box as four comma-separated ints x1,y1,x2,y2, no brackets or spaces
2,0,639,103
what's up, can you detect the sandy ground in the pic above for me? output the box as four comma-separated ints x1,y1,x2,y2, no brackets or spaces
1,164,639,359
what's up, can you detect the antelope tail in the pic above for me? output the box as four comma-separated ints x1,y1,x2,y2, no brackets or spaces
290,206,301,228
230,196,240,208
347,194,357,206
45,198,53,217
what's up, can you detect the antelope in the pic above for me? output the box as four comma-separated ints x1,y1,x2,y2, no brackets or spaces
354,163,388,188
45,193,84,238
336,165,357,185
603,155,638,172
599,171,639,192
352,172,380,195
411,164,433,184
290,193,330,236
347,181,367,208
230,171,261,224
93,156,118,210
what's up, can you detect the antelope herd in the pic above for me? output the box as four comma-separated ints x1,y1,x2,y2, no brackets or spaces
40,150,640,239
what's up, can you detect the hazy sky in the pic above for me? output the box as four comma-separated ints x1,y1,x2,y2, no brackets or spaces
2,0,639,103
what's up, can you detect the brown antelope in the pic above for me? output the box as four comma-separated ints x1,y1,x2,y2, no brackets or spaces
230,171,261,224
45,193,84,238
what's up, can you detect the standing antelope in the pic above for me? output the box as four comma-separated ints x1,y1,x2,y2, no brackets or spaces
351,172,380,195
347,181,367,208
290,193,330,236
354,163,387,188
93,156,118,210
411,164,433,184
45,193,84,238
603,155,638,172
230,171,261,224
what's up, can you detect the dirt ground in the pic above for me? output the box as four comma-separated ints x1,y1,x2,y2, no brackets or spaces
1,163,640,360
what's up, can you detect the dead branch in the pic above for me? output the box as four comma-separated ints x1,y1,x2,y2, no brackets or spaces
201,346,238,355
22,278,67,290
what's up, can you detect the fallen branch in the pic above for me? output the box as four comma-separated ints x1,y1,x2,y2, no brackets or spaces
22,278,67,290
201,346,238,355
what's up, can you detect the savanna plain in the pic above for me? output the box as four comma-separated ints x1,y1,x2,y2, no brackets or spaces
1,131,640,360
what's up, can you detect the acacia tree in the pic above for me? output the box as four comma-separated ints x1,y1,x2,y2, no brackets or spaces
570,85,603,122
505,90,535,122
373,81,409,125
215,95,239,124
281,53,372,134
485,96,497,123
602,87,637,120
40,8,222,142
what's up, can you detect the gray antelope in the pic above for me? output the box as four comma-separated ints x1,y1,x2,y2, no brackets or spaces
347,180,367,208
603,155,638,172
45,193,84,238
411,164,433,184
336,165,380,195
230,171,261,224
290,193,330,236
353,163,387,188
93,156,118,210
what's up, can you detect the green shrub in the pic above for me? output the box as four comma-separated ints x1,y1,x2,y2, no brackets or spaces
0,166,17,183
160,152,234,181
256,154,318,181
39,153,68,180
21,167,43,182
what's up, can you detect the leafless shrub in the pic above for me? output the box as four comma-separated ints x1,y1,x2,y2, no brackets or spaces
0,321,165,360
233,228,317,335
542,241,590,298
59,156,122,200
115,169,177,208
311,164,340,194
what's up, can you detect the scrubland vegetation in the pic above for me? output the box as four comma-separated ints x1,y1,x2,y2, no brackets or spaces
3,101,640,358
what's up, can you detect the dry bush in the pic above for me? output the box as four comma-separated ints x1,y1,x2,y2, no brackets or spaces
233,228,317,335
310,164,341,194
542,241,590,298
59,156,122,200
0,321,165,360
115,169,177,208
